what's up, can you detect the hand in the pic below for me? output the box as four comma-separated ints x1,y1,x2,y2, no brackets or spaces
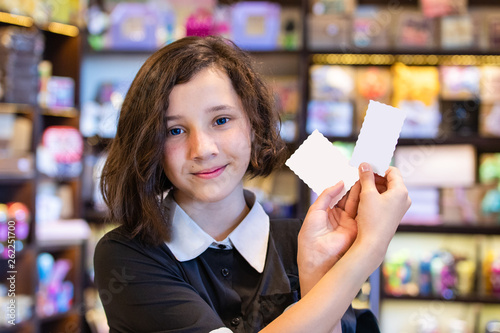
354,163,411,258
297,163,409,297
297,181,359,296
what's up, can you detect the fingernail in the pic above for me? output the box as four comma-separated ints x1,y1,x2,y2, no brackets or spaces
360,163,371,173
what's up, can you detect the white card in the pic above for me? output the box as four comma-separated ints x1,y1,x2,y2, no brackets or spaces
285,100,406,207
285,130,358,199
350,100,407,175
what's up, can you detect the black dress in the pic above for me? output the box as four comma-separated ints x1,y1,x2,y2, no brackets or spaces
94,219,380,333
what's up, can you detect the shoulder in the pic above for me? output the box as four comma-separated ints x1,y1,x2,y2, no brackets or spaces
269,218,302,241
94,225,178,277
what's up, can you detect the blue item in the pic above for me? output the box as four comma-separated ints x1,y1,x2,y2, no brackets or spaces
231,2,281,51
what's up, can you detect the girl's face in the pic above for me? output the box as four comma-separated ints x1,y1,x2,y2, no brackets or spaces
163,67,252,205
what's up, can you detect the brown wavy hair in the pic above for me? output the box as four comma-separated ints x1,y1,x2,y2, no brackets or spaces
100,36,287,246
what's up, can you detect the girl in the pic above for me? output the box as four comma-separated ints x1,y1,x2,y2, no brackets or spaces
94,36,411,333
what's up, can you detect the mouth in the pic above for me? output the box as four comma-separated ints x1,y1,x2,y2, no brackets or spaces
192,165,227,179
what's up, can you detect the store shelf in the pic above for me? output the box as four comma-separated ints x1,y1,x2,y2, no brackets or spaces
324,135,500,152
0,173,35,184
398,224,500,235
0,103,34,115
310,52,500,67
0,319,35,333
38,307,81,324
382,293,500,304
41,107,79,118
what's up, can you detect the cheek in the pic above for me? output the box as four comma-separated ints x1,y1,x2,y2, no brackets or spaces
163,144,183,176
232,129,252,161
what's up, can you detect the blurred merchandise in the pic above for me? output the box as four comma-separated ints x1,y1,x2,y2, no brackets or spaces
243,170,298,219
87,1,176,51
399,100,441,138
392,62,440,109
401,187,440,225
440,15,474,49
265,76,300,142
482,248,500,296
480,66,500,103
420,0,467,18
310,0,356,16
279,7,302,50
392,63,441,137
41,76,75,110
354,66,392,132
109,3,166,50
80,82,126,138
440,66,480,100
394,145,476,187
81,153,108,215
488,14,500,50
480,103,500,137
383,248,476,299
231,2,281,51
37,219,90,244
0,291,33,326
310,65,355,101
479,154,500,223
0,112,33,176
352,6,391,49
441,186,495,225
394,10,437,50
306,100,353,136
36,181,75,224
36,252,74,317
86,0,307,52
37,126,83,178
0,26,44,105
307,15,350,50
440,100,479,136
486,320,500,333
0,202,31,258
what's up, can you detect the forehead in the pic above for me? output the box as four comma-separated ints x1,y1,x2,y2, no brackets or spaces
167,67,244,116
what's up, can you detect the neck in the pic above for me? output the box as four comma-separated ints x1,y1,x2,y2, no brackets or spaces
173,185,250,241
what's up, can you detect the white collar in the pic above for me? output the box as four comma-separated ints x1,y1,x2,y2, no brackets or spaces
164,190,270,273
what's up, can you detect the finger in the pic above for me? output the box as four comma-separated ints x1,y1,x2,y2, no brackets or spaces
336,190,348,210
385,166,405,190
358,162,377,192
310,181,344,212
344,181,361,217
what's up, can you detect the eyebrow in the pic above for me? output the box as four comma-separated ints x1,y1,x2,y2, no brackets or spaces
166,104,237,121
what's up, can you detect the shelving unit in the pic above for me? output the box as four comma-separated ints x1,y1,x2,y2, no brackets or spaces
0,8,87,331
26,0,500,331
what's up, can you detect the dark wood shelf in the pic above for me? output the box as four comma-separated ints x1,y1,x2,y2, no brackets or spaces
382,293,500,304
397,224,500,235
84,47,303,56
309,49,500,57
323,135,500,152
0,319,35,332
0,103,35,114
38,307,80,324
0,173,35,184
83,207,108,224
41,107,79,118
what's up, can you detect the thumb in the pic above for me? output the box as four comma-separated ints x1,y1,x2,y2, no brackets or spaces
358,163,377,192
310,181,345,211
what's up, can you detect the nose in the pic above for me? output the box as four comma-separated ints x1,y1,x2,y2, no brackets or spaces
188,128,219,160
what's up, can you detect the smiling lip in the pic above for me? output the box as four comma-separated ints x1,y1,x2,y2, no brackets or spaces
193,165,227,179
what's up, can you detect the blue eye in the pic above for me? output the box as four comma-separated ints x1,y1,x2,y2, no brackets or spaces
169,128,183,136
215,117,229,126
